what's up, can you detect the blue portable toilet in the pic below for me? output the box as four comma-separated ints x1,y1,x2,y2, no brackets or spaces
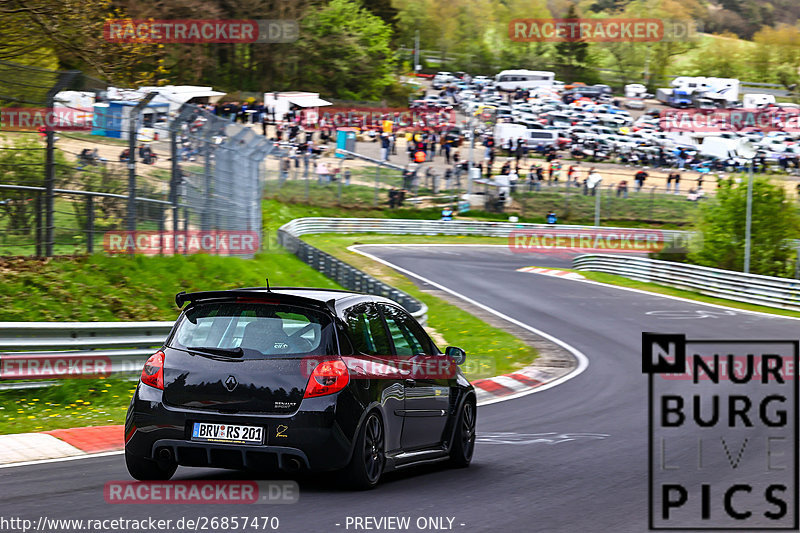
91,103,111,137
91,101,169,139
336,128,358,158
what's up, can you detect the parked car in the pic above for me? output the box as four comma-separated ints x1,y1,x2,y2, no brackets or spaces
432,72,456,89
624,98,646,110
125,287,476,489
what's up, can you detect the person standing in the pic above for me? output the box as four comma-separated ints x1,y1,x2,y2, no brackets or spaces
380,133,390,162
634,169,648,192
428,131,437,162
587,167,603,196
677,148,687,169
567,164,577,186
616,180,629,198
673,171,681,194
550,160,562,184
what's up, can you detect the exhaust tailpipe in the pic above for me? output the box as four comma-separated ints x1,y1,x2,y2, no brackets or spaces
157,448,173,462
283,457,302,472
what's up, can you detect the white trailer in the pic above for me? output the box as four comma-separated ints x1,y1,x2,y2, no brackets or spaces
263,91,332,122
742,93,776,108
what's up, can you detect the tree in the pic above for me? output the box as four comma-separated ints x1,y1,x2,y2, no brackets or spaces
290,0,395,100
688,177,800,277
0,136,72,236
555,4,590,82
751,25,800,93
689,32,744,78
0,0,166,86
361,0,400,34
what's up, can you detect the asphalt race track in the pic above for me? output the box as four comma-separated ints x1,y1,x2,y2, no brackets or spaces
1,245,797,533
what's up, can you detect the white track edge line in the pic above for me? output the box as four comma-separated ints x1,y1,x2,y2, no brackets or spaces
348,245,591,406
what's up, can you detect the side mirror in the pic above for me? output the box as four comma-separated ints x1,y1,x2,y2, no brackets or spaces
445,346,466,365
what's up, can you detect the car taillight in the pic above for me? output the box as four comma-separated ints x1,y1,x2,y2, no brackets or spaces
304,359,349,398
141,351,165,390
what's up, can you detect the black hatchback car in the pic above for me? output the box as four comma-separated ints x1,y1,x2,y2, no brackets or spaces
125,287,476,489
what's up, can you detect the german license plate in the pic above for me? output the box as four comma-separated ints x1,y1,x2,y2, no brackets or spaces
191,422,264,445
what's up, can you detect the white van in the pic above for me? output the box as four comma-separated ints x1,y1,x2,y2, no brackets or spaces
494,123,528,149
526,129,560,148
495,70,556,91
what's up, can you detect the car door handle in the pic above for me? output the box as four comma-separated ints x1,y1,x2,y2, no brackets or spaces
404,379,416,387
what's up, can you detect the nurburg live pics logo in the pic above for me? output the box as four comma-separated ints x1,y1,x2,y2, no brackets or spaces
642,332,798,530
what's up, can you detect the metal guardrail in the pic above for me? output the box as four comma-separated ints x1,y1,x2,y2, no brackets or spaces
279,217,689,240
0,322,174,387
277,217,692,326
573,254,800,311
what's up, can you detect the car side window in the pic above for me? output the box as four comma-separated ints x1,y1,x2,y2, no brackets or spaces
344,304,391,356
378,304,433,356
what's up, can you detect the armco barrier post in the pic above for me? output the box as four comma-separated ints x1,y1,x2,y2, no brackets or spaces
649,186,656,220
594,184,601,227
374,164,381,207
86,195,94,254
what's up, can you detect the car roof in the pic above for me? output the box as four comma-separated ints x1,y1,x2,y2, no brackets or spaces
176,287,401,315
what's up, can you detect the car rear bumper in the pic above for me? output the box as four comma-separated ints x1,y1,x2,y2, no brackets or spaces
125,384,358,472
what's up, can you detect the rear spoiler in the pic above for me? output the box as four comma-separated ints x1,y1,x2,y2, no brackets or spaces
175,289,338,315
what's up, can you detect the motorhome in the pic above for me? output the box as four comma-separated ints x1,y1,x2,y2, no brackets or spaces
495,70,556,91
670,76,740,102
624,84,647,98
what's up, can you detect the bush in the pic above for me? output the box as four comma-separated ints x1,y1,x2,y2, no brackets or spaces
688,177,800,277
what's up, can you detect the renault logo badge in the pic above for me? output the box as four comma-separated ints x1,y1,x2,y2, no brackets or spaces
224,375,238,392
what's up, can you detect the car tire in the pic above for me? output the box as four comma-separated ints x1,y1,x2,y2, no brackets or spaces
125,449,177,481
343,412,385,490
449,398,476,468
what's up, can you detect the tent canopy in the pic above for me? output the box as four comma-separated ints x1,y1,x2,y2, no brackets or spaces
287,95,331,108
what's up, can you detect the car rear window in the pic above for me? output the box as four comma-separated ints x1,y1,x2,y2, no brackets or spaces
171,302,336,357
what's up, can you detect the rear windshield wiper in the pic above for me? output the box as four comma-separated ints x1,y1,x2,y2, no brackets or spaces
186,346,244,358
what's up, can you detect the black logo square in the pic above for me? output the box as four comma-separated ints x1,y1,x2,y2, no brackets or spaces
643,332,686,374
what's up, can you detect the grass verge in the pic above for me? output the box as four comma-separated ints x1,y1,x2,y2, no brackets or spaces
0,251,341,433
0,251,339,321
0,378,135,435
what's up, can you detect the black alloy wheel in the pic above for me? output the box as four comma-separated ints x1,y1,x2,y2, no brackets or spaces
449,399,476,467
